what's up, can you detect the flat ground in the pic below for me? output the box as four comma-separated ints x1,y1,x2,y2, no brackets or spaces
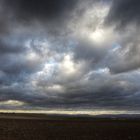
0,113,140,140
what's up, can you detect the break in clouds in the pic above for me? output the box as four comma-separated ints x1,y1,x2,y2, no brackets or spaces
0,0,140,111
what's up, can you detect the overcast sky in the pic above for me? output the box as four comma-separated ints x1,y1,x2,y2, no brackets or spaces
0,0,140,113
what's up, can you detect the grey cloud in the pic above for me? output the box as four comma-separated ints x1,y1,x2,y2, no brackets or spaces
1,65,140,110
3,0,78,20
0,39,25,54
106,0,140,28
74,39,107,63
103,28,140,74
0,0,140,112
0,53,42,75
2,0,79,34
31,71,140,110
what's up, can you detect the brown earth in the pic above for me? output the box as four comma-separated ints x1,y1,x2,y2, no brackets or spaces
0,113,140,140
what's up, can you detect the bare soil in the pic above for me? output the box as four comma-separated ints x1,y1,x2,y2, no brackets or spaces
0,113,140,140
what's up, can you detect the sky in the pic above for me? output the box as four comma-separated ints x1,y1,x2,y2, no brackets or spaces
0,0,140,114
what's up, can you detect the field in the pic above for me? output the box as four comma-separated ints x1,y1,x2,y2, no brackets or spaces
0,113,140,140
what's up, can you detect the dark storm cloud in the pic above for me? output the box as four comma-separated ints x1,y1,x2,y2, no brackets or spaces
0,50,42,75
75,73,140,110
21,72,140,110
103,28,140,74
106,0,140,28
104,0,140,73
3,0,78,22
0,39,24,54
1,0,140,112
0,0,80,38
108,46,140,74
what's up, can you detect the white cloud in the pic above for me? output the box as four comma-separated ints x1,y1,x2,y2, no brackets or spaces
0,100,25,107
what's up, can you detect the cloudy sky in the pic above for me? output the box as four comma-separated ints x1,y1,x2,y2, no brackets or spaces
0,0,140,113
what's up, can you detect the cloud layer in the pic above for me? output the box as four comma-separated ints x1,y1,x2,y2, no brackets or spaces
0,0,140,112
